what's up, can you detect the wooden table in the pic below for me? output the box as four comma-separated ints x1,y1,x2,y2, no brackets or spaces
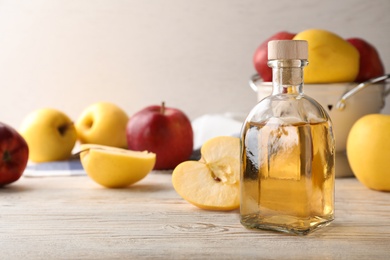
1,172,389,259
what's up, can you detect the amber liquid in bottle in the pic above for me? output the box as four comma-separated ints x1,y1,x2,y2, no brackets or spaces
240,40,335,235
240,120,334,235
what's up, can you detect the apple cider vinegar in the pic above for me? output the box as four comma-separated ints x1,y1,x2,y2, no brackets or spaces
240,40,335,235
240,120,334,235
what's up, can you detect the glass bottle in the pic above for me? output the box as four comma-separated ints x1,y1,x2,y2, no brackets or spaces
240,40,335,235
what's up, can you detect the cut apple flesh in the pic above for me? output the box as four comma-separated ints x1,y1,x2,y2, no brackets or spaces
80,144,152,157
172,136,240,211
79,144,156,188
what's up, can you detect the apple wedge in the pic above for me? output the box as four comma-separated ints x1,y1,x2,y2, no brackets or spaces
172,136,240,211
79,144,156,188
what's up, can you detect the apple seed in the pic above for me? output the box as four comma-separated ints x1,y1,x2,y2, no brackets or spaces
207,160,237,184
213,176,222,182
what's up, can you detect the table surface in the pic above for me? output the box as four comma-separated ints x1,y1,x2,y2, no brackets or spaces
1,172,390,259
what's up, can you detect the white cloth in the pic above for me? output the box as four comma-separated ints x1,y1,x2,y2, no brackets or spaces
191,114,244,150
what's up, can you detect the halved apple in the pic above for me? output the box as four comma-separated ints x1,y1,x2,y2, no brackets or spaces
79,144,156,188
172,136,240,211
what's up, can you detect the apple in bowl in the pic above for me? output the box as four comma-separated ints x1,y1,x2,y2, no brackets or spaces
346,37,385,82
253,31,296,82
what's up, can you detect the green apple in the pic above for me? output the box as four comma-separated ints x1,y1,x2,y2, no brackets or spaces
76,102,129,148
19,108,77,162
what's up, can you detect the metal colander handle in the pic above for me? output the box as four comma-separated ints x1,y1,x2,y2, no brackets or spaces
336,74,390,111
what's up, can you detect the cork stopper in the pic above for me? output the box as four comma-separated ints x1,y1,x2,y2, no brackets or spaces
268,40,308,60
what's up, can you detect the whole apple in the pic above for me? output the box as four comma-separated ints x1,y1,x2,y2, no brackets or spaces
347,114,390,191
346,38,385,82
294,29,359,83
19,108,77,162
253,31,296,82
0,122,29,186
76,102,129,148
126,102,193,170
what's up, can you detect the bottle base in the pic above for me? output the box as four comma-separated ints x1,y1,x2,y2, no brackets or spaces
240,215,334,236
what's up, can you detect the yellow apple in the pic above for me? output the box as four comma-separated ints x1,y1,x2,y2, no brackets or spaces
347,114,390,191
79,144,156,188
76,102,129,148
293,29,359,83
19,108,77,162
172,136,240,211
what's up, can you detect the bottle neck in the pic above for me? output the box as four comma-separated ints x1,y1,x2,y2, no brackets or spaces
268,59,308,95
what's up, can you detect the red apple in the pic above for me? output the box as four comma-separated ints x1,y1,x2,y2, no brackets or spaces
253,31,296,82
0,122,29,187
126,102,193,170
346,38,385,82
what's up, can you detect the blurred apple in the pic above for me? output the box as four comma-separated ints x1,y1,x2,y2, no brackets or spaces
346,38,385,82
253,31,296,82
0,122,29,186
347,114,390,191
19,108,77,162
76,102,129,148
126,102,193,170
294,29,359,83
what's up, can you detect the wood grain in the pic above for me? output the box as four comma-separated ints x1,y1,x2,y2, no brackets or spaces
1,172,389,259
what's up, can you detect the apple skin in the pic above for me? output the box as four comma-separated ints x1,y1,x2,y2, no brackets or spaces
79,144,156,188
19,108,77,162
126,103,193,170
76,102,129,149
253,31,296,82
0,122,29,187
347,114,390,191
346,38,385,82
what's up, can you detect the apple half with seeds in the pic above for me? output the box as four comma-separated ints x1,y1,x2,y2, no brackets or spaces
172,136,240,211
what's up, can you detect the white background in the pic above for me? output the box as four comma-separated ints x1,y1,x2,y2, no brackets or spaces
1,0,389,128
